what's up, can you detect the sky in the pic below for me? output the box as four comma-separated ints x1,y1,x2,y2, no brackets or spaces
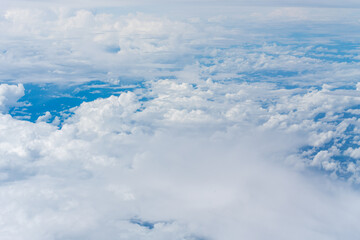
1,1,360,239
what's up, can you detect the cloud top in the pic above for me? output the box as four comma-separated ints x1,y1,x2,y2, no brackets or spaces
1,3,360,240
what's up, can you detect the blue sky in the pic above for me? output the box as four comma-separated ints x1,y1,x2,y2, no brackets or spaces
1,1,360,239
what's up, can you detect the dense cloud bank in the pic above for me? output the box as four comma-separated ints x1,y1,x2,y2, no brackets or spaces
2,4,360,240
1,78,360,239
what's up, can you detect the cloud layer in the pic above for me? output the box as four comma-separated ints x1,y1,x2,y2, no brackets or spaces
1,78,360,239
4,0,360,8
1,4,360,240
1,7,360,84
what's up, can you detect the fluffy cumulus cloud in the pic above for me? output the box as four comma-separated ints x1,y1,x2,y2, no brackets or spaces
2,1,360,240
0,79,360,239
0,84,24,112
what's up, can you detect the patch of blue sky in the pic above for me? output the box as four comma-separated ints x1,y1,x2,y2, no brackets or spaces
303,43,360,63
332,85,358,91
346,104,360,112
129,218,156,230
241,70,302,79
314,112,326,122
104,46,121,54
9,80,142,124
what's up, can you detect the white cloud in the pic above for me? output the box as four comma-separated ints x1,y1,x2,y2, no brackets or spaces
0,84,24,112
345,147,360,159
0,78,359,238
1,2,360,239
1,7,360,85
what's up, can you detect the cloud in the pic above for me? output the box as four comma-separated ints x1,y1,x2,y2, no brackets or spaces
0,78,360,238
1,7,360,85
4,0,360,9
0,84,24,112
2,3,360,239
